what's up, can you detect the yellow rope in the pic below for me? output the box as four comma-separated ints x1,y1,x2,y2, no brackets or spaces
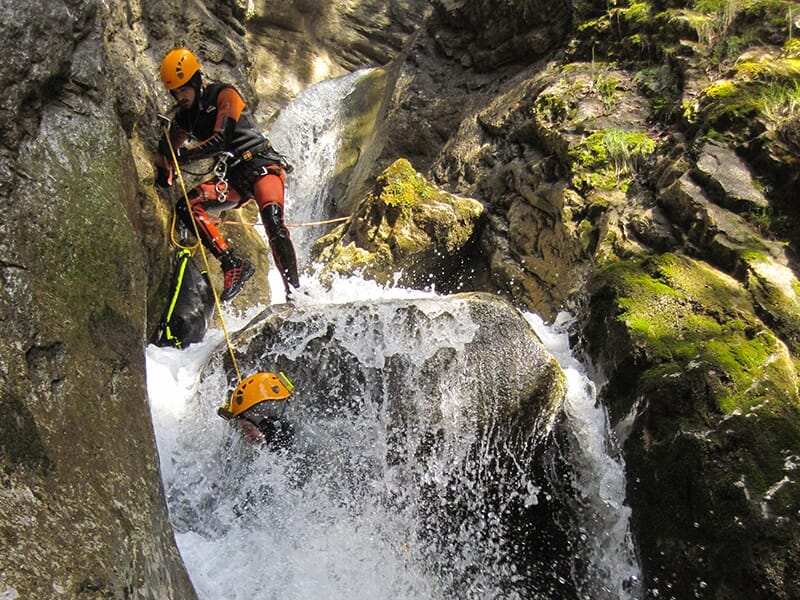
169,203,201,250
162,127,243,384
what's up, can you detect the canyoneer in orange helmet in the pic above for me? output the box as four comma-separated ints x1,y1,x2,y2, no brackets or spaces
154,47,300,301
218,371,295,447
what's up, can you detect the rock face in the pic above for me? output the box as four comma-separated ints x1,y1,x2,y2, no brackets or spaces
0,1,196,597
2,0,800,597
0,0,431,597
308,1,800,598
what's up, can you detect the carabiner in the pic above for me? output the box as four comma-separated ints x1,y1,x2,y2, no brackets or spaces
213,152,234,203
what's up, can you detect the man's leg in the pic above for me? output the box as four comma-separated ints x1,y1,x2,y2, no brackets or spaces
253,168,300,295
176,183,254,301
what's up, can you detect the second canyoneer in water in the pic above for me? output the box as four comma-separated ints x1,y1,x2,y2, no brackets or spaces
155,47,300,301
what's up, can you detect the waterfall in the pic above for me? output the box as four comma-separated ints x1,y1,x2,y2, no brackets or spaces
145,70,641,599
267,72,368,264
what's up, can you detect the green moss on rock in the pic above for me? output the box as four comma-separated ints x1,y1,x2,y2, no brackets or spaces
588,252,800,597
568,128,656,192
598,253,797,414
310,158,483,289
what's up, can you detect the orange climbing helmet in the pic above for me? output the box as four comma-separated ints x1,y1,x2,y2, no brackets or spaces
160,48,202,90
217,371,294,420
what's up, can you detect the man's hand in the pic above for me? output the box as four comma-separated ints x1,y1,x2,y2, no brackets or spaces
155,164,173,188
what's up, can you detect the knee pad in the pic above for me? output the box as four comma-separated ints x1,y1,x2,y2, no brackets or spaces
260,204,289,240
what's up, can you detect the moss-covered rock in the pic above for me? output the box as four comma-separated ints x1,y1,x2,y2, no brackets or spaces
569,128,657,192
0,47,197,600
583,253,800,598
310,158,484,290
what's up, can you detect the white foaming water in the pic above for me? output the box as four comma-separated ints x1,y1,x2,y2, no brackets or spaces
258,71,369,302
267,71,369,263
145,69,640,599
525,312,640,597
146,277,444,600
146,280,639,599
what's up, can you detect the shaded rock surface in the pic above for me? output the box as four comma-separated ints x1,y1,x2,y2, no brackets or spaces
309,1,800,598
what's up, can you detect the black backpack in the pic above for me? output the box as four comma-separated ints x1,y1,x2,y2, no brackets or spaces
155,249,214,348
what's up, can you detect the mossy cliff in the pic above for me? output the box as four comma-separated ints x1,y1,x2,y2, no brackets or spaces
2,0,800,597
334,0,800,597
583,253,800,596
0,2,194,595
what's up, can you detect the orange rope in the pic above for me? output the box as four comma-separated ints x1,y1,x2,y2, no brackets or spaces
212,216,350,228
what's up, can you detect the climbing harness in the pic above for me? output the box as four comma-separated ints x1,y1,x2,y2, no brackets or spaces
161,126,241,381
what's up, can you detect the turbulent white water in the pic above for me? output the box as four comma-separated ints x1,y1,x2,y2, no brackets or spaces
145,70,640,599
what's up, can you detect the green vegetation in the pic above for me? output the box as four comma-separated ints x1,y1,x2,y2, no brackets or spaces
568,128,656,192
533,92,572,124
378,158,435,211
594,73,620,107
597,253,798,414
760,79,800,123
619,0,651,26
699,56,800,128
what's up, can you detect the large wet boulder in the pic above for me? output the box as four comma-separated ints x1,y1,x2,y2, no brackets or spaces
216,292,566,433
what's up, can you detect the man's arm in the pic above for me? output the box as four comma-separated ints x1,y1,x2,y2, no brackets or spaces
155,124,190,168
154,122,189,187
174,87,246,162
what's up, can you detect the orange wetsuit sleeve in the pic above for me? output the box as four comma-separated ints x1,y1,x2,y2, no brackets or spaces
214,87,246,131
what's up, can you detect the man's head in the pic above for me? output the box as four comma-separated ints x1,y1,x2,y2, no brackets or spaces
217,371,295,445
160,48,202,108
238,400,294,447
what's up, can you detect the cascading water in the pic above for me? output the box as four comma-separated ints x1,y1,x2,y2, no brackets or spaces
145,70,641,599
267,72,368,263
